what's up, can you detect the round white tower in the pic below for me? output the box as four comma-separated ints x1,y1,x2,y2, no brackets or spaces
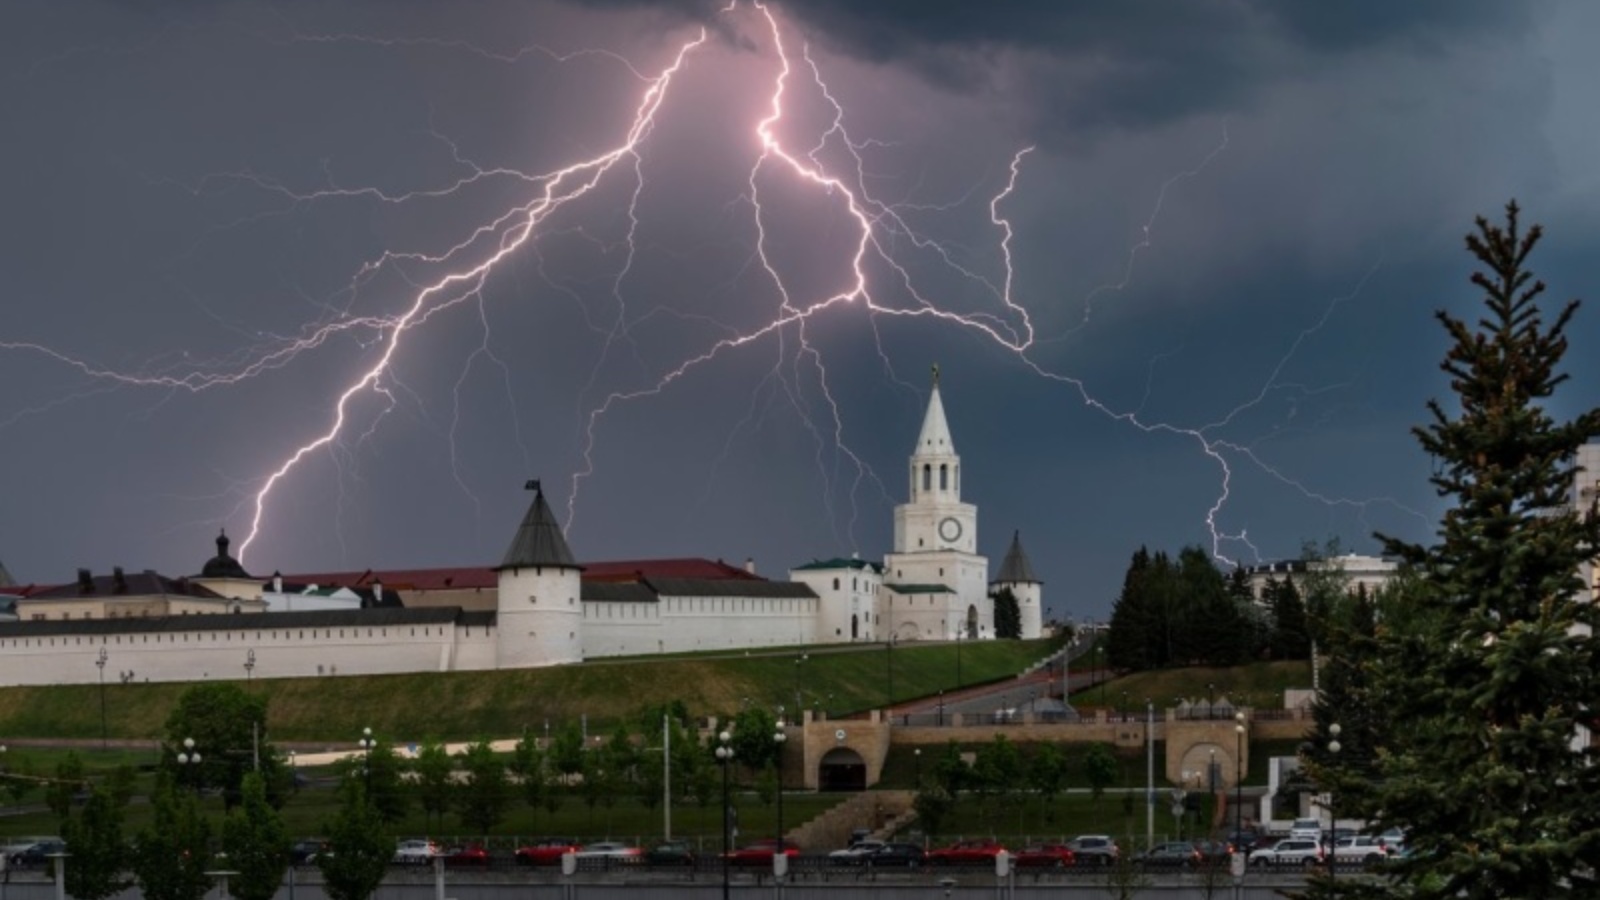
990,530,1043,640
495,480,584,668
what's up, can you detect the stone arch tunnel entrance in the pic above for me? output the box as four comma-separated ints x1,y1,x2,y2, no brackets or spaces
818,746,868,791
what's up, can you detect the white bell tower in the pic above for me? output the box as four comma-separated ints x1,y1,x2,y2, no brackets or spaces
885,366,991,639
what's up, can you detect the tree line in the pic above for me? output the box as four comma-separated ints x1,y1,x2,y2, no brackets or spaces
1104,543,1354,671
31,687,800,900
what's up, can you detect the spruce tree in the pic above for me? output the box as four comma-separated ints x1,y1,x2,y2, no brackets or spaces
1107,547,1153,670
991,587,1022,639
1340,204,1600,898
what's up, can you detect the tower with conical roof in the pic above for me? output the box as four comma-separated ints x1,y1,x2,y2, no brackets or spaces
991,530,1043,639
495,479,585,668
884,366,991,639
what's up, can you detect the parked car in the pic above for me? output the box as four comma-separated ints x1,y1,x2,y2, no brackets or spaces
1332,835,1393,867
926,839,1006,865
441,844,492,867
1191,840,1233,866
575,842,642,862
1065,835,1120,866
289,838,328,866
9,840,66,868
1014,844,1077,869
1248,838,1324,868
726,839,800,865
865,842,925,869
1,837,60,861
515,838,583,866
644,840,696,866
1223,830,1271,853
392,839,439,866
1288,818,1324,841
1135,841,1201,869
828,840,886,865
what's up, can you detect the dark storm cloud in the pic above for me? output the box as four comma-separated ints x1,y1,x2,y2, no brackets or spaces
585,0,1529,132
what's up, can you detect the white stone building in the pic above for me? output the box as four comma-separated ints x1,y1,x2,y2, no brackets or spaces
0,372,1043,685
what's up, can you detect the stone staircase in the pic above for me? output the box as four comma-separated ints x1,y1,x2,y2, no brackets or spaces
789,790,916,851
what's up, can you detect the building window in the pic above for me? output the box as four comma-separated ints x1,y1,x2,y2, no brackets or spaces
832,578,839,590
940,463,948,490
530,594,537,604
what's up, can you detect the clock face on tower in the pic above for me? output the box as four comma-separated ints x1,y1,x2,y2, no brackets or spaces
938,516,963,543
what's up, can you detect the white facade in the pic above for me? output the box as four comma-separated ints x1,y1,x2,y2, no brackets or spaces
0,373,1045,685
1243,553,1401,603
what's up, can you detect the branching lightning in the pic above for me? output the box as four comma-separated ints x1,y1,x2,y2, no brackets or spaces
1,1,1429,579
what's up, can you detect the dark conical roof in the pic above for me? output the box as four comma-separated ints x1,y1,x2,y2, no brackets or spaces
0,558,14,588
200,530,253,579
994,530,1040,584
498,480,580,570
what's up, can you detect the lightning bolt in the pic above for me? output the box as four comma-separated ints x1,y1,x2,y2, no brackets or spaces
2,1,1428,578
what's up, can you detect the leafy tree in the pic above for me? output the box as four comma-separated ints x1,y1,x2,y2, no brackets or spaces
549,722,585,777
729,707,781,773
1344,204,1600,899
991,587,1022,639
1027,742,1069,822
578,749,611,828
1083,743,1119,809
318,781,389,900
2,754,34,810
61,784,130,900
972,735,1022,811
509,735,547,817
349,736,408,825
931,740,971,799
46,752,86,819
163,683,279,809
455,739,509,835
130,777,212,900
412,741,453,832
912,785,955,842
221,773,289,900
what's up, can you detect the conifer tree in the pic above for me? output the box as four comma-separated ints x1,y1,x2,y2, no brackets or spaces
1327,204,1600,898
991,587,1022,639
1107,547,1153,670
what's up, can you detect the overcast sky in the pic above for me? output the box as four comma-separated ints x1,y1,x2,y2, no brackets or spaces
4,1,1599,622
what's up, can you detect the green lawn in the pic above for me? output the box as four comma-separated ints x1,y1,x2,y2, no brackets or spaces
0,638,1062,742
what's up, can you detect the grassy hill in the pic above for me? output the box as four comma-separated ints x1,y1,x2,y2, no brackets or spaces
0,638,1062,742
1071,660,1313,713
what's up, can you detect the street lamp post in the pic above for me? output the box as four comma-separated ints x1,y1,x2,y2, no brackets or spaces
714,731,735,900
358,727,375,795
177,737,202,794
95,648,108,750
913,748,921,789
773,720,787,852
1234,712,1246,842
1326,723,1342,884
1145,698,1154,850
793,654,808,713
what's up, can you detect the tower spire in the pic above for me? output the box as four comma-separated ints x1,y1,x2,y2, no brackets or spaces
915,369,955,456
